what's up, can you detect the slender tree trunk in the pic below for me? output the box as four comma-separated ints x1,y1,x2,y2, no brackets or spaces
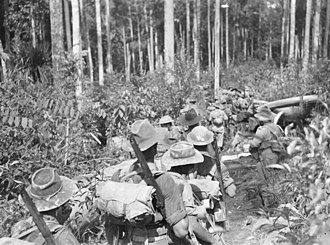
127,43,131,82
105,0,113,74
129,6,135,74
288,0,296,60
312,0,320,65
3,0,10,51
0,40,7,83
80,0,93,83
95,0,104,86
208,0,212,71
71,0,82,111
186,0,190,58
49,0,64,68
225,7,229,68
302,0,312,71
155,30,160,70
269,22,272,60
144,5,152,73
196,0,200,81
122,26,129,82
243,28,247,60
285,0,290,56
179,22,185,61
257,3,261,53
64,0,72,51
149,9,154,73
280,0,287,72
164,0,175,84
214,0,220,97
220,9,224,59
251,32,254,58
30,4,36,48
137,18,143,75
323,0,330,59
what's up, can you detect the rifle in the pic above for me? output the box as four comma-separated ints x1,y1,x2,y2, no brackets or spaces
129,135,166,218
212,137,229,231
20,188,57,245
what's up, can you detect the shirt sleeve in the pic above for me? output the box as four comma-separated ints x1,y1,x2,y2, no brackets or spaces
155,173,187,226
249,127,267,148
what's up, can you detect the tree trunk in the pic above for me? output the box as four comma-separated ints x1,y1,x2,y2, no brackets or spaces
186,0,190,58
71,0,82,111
64,0,72,51
312,0,321,65
208,0,212,71
257,3,261,53
105,0,113,74
149,9,154,73
243,28,247,60
302,0,312,71
220,8,224,59
95,0,104,86
0,40,7,83
49,0,64,67
155,30,160,70
30,4,36,48
127,43,131,82
214,0,220,97
3,0,10,51
80,0,93,83
323,0,330,59
288,0,296,60
164,0,175,84
280,0,287,72
128,6,135,74
225,7,229,68
193,0,201,78
137,17,143,75
144,5,152,73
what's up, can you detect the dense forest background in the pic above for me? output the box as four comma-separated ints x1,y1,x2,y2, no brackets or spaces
1,0,330,244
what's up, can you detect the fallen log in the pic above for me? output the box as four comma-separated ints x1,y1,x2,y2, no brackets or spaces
258,95,319,110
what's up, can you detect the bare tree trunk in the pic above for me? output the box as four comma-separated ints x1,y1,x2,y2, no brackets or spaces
127,43,131,82
257,3,261,53
149,9,154,73
64,0,72,51
122,26,129,82
164,0,175,84
137,18,143,75
186,0,190,58
0,40,7,83
49,0,64,68
3,0,10,51
193,0,200,82
225,7,229,68
312,0,320,65
243,28,247,60
214,0,220,97
80,0,93,83
269,22,273,60
128,6,135,74
105,0,113,74
302,0,312,71
30,4,36,48
155,30,160,70
220,9,224,59
72,0,82,111
208,0,212,71
95,0,104,86
196,0,200,81
280,0,287,72
323,0,330,59
144,5,152,73
288,0,296,60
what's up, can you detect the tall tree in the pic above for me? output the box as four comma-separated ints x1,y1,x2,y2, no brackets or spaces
186,0,191,58
225,5,229,68
64,0,72,51
208,0,212,71
288,0,296,60
323,0,330,59
149,9,155,73
164,0,174,84
214,0,220,96
71,0,82,110
49,0,64,67
302,0,312,71
105,0,113,74
312,0,320,64
95,0,104,85
80,0,93,83
128,6,135,74
280,0,288,71
193,0,201,82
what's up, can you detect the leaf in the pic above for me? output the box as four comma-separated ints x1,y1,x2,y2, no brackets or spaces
252,218,272,232
262,231,287,245
266,164,285,170
21,117,28,128
28,119,33,128
14,117,20,127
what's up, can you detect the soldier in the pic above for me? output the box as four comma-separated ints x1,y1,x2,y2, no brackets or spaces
249,107,286,181
99,119,189,244
157,115,174,130
12,168,80,245
187,126,237,197
162,141,222,245
179,108,203,140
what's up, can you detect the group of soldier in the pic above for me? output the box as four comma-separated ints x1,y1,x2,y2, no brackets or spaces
1,87,287,245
